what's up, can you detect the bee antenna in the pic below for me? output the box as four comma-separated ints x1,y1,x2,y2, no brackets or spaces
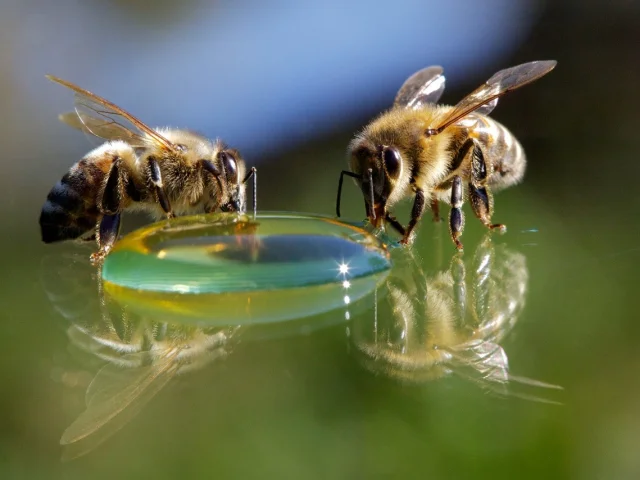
241,167,258,218
367,168,376,221
336,170,362,218
251,168,257,218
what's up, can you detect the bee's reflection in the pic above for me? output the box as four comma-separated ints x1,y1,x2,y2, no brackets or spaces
40,234,561,460
349,236,562,401
41,252,240,461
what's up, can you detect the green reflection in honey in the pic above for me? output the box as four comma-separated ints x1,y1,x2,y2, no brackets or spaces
101,212,391,324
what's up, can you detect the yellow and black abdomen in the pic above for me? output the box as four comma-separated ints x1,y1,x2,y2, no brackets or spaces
471,115,526,192
39,158,110,243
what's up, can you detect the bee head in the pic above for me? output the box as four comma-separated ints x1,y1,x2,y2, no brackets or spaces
349,142,405,227
218,148,247,213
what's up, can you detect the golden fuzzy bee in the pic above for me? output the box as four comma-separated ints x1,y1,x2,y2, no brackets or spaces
336,60,556,250
39,76,257,262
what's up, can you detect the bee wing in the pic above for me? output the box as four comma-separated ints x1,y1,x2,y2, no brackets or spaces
46,75,177,151
394,65,446,109
431,60,557,134
57,111,147,147
473,97,499,117
60,352,178,457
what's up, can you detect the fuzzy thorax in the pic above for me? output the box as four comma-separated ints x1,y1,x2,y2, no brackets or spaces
348,106,456,210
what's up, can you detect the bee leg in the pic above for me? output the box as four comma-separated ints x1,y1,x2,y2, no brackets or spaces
99,157,126,215
92,158,127,263
385,213,406,236
400,189,426,245
90,213,121,265
449,176,465,251
468,143,506,232
147,156,174,218
430,199,441,222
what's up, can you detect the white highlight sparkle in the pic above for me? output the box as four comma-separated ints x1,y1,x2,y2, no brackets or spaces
171,284,191,293
338,262,350,275
343,295,351,305
342,280,351,289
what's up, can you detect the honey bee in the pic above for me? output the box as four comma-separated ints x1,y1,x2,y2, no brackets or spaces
39,75,257,263
336,60,556,250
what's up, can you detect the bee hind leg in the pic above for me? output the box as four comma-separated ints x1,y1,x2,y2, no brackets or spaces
147,156,174,218
90,213,121,265
468,142,506,233
449,176,465,251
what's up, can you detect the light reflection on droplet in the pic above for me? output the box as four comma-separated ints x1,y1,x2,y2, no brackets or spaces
172,284,191,293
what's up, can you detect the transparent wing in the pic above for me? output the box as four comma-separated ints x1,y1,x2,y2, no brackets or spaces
474,97,499,117
394,65,445,109
46,75,176,151
58,111,147,147
432,60,557,134
60,352,178,450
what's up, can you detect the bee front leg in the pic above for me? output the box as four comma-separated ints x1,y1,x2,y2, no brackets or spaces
147,156,174,218
449,176,465,251
468,143,506,233
385,213,406,237
400,188,426,245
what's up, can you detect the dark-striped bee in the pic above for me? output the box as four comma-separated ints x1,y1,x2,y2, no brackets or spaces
337,60,556,250
40,76,256,263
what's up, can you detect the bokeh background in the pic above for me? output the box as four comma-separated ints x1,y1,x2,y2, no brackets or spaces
1,0,640,478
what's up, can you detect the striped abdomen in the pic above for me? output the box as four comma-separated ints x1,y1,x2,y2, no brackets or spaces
471,115,526,192
40,157,111,243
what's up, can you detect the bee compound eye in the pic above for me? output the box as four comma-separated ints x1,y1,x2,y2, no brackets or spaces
219,151,238,182
382,147,402,178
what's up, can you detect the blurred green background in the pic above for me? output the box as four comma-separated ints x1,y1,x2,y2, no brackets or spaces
1,0,640,479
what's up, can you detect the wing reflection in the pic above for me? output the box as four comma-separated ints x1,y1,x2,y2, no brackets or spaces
41,252,240,461
349,236,563,402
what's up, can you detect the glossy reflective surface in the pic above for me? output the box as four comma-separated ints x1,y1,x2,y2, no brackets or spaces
8,186,640,478
39,233,547,462
101,213,390,323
